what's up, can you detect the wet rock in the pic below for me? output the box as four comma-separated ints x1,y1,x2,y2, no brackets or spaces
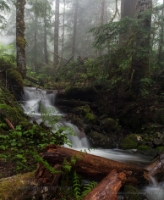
88,131,115,148
137,145,158,157
123,184,148,200
153,138,163,147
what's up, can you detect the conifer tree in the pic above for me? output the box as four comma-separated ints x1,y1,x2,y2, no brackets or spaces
16,0,26,78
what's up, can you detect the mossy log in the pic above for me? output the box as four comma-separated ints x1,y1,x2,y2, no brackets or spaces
0,172,36,200
35,145,148,185
83,169,126,200
25,75,38,84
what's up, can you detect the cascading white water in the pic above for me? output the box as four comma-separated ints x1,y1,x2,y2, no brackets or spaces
143,177,164,200
21,87,89,148
20,87,164,200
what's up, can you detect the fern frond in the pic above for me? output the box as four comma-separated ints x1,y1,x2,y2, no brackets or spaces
81,181,97,198
73,171,81,200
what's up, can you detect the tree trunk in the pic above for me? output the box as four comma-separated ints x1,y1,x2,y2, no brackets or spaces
83,169,126,200
121,0,137,18
158,0,164,68
35,145,148,185
16,0,26,78
54,0,60,68
131,0,152,94
100,0,105,25
72,0,79,59
99,0,105,56
33,14,38,72
44,16,48,64
120,0,137,43
61,0,66,59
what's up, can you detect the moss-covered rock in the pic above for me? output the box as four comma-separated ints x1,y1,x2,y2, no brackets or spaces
156,146,164,152
137,145,158,157
123,184,144,200
88,131,115,148
121,134,138,149
137,145,151,151
8,69,23,89
101,118,120,132
84,113,97,124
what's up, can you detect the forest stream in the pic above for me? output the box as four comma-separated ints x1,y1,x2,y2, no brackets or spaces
21,87,164,200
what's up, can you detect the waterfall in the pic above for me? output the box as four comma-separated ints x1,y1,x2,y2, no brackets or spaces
21,87,151,163
21,87,89,148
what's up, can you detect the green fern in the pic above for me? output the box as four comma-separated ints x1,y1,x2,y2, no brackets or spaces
81,181,97,198
73,171,81,200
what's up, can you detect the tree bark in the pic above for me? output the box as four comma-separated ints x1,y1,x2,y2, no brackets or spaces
35,145,148,185
61,0,66,59
72,0,79,59
131,0,152,94
54,0,60,68
33,14,38,72
121,0,137,18
44,16,48,64
16,0,26,78
120,0,137,44
83,169,126,200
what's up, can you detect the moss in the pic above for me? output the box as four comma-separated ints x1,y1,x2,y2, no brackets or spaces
123,184,143,200
16,36,26,49
0,171,36,200
102,118,119,132
137,145,151,150
156,146,164,152
84,113,97,124
75,105,91,115
8,69,24,89
0,104,26,125
121,134,138,149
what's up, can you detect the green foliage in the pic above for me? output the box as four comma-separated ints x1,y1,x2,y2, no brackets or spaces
0,122,71,172
81,181,97,198
34,153,62,174
72,171,98,200
73,171,81,200
0,43,15,64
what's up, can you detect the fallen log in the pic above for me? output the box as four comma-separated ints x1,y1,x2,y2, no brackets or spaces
25,75,38,84
5,118,15,130
145,153,164,182
82,169,126,200
35,145,148,185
